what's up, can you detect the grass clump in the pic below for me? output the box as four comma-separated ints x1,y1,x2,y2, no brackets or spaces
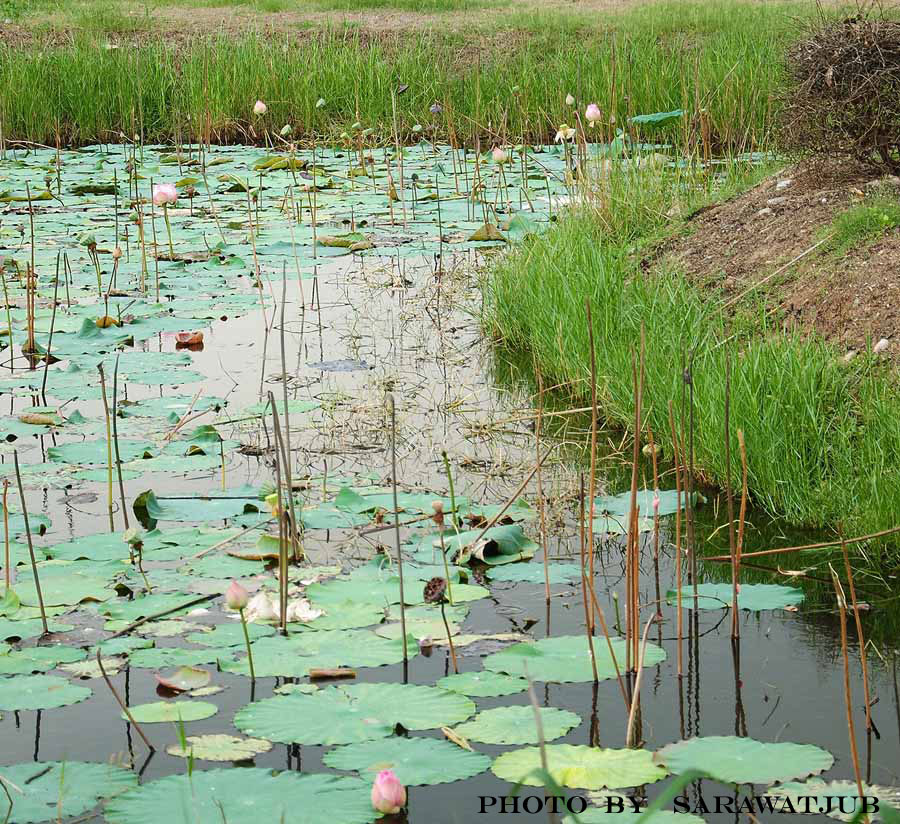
0,0,802,148
484,169,900,543
820,196,900,257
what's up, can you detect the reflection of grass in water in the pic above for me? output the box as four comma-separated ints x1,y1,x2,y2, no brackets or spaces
485,161,900,569
0,1,804,147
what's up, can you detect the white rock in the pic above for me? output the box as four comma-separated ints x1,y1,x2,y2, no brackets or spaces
873,338,890,354
843,350,857,363
757,207,773,217
776,178,794,190
766,196,787,207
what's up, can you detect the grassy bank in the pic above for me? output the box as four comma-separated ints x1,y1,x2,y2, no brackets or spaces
0,1,801,147
483,170,900,546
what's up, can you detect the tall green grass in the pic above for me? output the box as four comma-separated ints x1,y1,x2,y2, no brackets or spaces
483,177,900,542
0,1,802,147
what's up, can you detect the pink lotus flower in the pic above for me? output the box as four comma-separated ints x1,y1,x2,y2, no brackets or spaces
152,183,177,207
371,770,406,814
225,580,249,611
491,146,509,164
253,99,267,116
585,103,602,126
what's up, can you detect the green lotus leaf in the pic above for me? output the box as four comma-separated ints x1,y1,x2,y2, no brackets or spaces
768,780,900,821
105,770,376,824
487,562,583,584
324,736,491,785
436,671,529,697
493,744,667,789
0,674,91,709
0,761,136,823
0,644,85,674
123,700,218,723
234,682,475,745
185,621,276,647
220,628,410,677
0,618,74,642
666,583,804,611
654,736,833,784
453,705,581,745
484,634,664,683
166,734,272,762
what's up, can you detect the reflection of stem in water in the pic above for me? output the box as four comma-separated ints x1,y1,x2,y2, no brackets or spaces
387,394,408,664
439,600,458,674
578,473,599,685
14,450,47,634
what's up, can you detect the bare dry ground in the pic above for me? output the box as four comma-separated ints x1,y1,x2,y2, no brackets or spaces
665,163,900,359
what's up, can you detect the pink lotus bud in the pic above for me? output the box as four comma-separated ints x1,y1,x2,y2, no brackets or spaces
152,183,178,207
491,146,508,164
225,580,249,611
431,499,444,527
565,93,575,106
253,99,267,116
653,494,660,513
371,769,406,814
585,103,602,125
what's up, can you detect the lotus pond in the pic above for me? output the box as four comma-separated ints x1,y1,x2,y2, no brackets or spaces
0,142,898,824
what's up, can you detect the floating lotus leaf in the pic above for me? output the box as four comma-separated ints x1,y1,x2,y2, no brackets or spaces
134,486,261,525
166,734,272,761
185,621,275,647
61,657,124,678
654,736,833,784
453,705,581,744
14,563,116,606
0,761,136,823
436,671,529,697
0,674,91,709
155,665,211,691
97,592,201,622
574,802,704,824
298,600,384,631
220,629,410,677
0,617,73,642
441,524,537,566
234,682,475,745
123,700,218,723
128,647,227,669
105,769,376,824
47,439,155,465
324,736,490,785
487,562,583,584
484,635,664,683
0,644,85,674
666,583,804,611
769,780,900,821
492,744,667,789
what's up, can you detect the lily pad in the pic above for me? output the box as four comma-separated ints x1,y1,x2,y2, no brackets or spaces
654,736,834,784
123,700,218,723
324,736,491,785
0,674,91,709
0,644,85,674
666,583,804,611
185,621,276,647
166,734,272,762
453,705,581,745
769,781,900,821
492,744,667,789
154,666,211,692
487,562,583,584
436,671,529,697
234,682,475,745
105,769,376,824
220,629,410,678
484,635,664,683
0,761,136,823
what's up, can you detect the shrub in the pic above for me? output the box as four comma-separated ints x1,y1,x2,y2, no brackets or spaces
781,17,900,172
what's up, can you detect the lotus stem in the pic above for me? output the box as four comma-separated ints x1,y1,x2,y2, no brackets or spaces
440,600,458,674
97,364,116,533
239,607,255,681
13,450,47,635
387,393,408,664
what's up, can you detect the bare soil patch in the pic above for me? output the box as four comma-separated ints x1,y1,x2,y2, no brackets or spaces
665,163,900,360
